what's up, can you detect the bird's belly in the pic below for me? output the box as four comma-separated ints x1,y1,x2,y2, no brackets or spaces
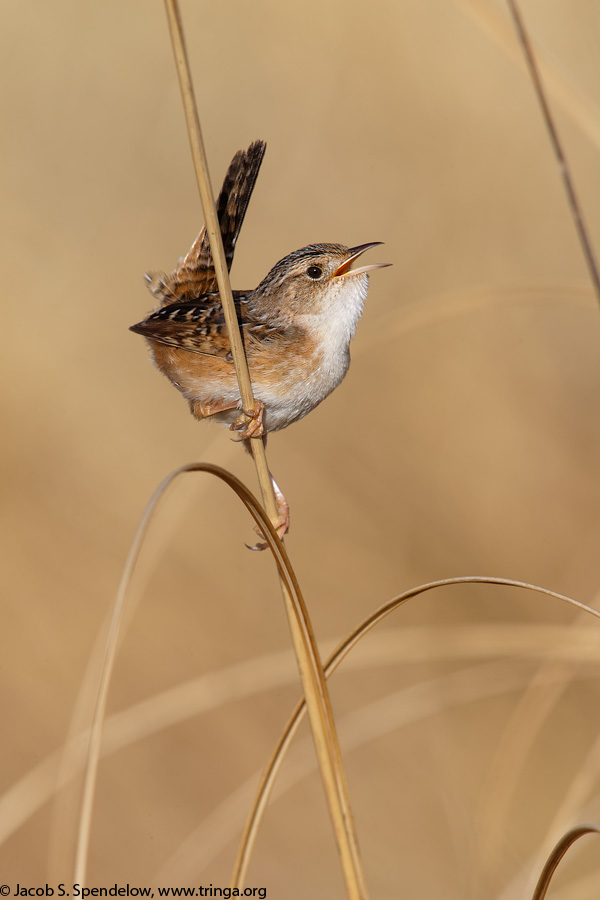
150,342,241,407
149,340,349,433
253,351,349,432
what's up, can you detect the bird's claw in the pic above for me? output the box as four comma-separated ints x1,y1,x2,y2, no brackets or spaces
245,514,289,551
230,400,265,440
246,475,290,551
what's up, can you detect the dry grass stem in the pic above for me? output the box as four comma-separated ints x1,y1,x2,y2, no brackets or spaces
162,2,370,896
506,0,600,304
162,0,278,523
523,732,600,898
73,456,369,894
454,0,600,152
4,623,596,861
531,825,600,900
72,467,197,883
232,577,600,886
166,658,585,882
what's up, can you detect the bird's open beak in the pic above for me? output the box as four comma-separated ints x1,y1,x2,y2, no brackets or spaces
332,242,391,278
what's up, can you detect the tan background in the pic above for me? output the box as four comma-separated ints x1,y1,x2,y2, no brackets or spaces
2,0,600,896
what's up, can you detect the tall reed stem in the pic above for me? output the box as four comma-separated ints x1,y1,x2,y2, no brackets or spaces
507,0,600,305
162,0,278,522
162,2,369,896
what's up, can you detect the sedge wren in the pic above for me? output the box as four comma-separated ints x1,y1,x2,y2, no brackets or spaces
130,141,389,544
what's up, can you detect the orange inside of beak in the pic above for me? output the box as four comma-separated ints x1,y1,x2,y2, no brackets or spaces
333,252,364,278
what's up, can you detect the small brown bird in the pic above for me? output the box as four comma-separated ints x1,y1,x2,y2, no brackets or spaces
131,141,389,543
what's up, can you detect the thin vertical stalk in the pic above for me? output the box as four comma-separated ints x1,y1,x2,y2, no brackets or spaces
162,3,369,898
162,0,278,522
506,0,600,305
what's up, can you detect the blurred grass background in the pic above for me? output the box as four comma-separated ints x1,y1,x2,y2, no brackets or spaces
2,0,600,896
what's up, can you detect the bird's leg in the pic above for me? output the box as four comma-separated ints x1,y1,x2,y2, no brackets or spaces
190,397,265,440
270,474,290,538
247,475,290,550
190,398,239,421
230,400,265,440
244,438,290,551
191,408,286,549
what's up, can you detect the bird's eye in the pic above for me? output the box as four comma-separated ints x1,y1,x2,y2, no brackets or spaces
306,265,323,279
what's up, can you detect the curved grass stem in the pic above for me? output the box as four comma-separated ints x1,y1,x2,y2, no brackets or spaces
74,459,369,898
531,825,600,900
231,577,600,887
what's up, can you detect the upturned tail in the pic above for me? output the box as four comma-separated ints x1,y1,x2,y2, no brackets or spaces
145,140,266,304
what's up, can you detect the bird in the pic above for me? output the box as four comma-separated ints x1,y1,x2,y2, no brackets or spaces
130,140,389,545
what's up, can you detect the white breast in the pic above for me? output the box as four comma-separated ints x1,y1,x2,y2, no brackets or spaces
256,273,369,431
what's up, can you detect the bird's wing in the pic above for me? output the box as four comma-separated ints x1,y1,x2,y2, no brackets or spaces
130,294,240,358
129,292,284,359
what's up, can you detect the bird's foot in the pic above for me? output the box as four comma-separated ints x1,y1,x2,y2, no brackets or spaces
247,474,290,551
230,400,265,440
